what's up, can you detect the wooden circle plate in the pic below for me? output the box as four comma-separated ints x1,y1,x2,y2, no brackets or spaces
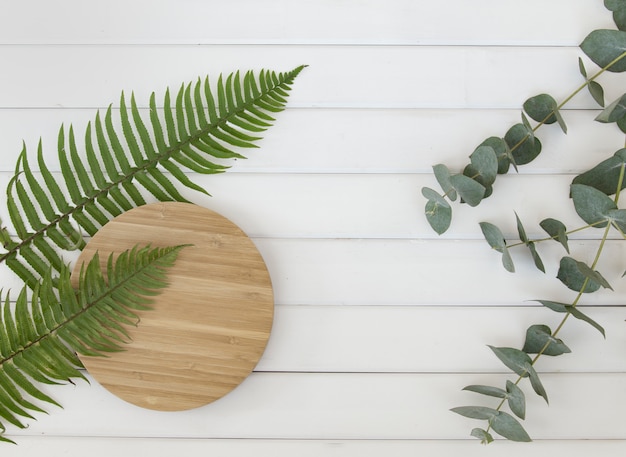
70,202,274,411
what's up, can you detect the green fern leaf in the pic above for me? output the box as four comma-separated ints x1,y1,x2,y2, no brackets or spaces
1,66,305,289
0,243,186,443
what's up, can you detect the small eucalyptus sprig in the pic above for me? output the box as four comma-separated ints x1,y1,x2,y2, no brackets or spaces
452,158,625,443
422,2,626,444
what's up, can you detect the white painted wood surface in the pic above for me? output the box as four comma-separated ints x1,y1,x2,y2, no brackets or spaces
1,0,625,454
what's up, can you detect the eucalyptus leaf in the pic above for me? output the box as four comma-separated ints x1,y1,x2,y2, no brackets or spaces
605,0,626,12
489,411,532,442
449,174,486,207
515,213,545,272
557,257,602,293
451,405,498,420
609,208,626,232
463,385,507,398
540,218,570,252
614,7,626,31
589,81,606,107
504,123,542,165
618,115,626,133
470,428,494,444
423,187,452,235
580,29,626,73
505,381,526,420
535,300,606,337
432,164,458,201
469,145,498,187
488,346,531,378
522,324,571,356
595,93,626,123
479,136,511,174
523,94,558,124
479,222,515,272
526,364,549,403
571,183,616,227
572,149,626,195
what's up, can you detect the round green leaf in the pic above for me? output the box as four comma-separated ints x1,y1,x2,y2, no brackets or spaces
523,94,558,124
469,145,498,187
580,29,626,73
479,222,515,272
571,183,616,227
423,187,452,235
605,1,626,12
449,174,486,207
572,149,626,195
479,136,511,174
557,256,602,293
539,218,570,253
470,428,494,444
504,123,542,165
432,164,457,201
522,324,571,356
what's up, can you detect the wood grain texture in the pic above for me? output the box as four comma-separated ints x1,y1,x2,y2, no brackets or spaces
70,202,274,411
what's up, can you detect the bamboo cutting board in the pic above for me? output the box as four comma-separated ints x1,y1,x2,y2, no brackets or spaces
70,202,274,411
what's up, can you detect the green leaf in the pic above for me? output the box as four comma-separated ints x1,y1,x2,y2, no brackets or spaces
540,218,570,253
479,136,512,174
451,405,498,420
605,0,626,12
432,164,457,201
578,58,606,106
522,324,571,356
523,94,558,125
572,149,626,195
0,244,186,441
504,123,542,165
470,428,494,444
535,300,606,337
505,381,526,420
613,7,626,31
571,183,616,227
463,385,507,398
526,364,548,403
469,145,498,187
595,93,626,123
488,346,532,378
422,187,452,235
479,222,515,272
580,29,626,73
449,174,486,207
557,257,603,293
0,66,305,290
490,410,532,442
515,213,545,272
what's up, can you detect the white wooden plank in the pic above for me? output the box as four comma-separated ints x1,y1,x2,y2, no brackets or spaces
0,172,619,240
255,238,626,306
0,237,622,306
0,0,613,46
0,45,617,109
8,436,626,457
0,108,621,175
259,305,626,373
7,372,626,440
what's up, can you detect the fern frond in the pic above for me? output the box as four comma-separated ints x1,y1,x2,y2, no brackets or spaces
1,66,305,288
0,243,186,443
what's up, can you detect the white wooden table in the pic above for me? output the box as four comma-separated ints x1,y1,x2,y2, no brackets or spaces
0,1,624,454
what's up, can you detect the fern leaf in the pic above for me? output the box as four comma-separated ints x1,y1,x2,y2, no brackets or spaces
0,243,186,443
1,66,305,289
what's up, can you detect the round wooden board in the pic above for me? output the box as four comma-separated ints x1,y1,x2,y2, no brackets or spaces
70,202,274,411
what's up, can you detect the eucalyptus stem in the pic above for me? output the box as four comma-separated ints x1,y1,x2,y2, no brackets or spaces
485,162,625,437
